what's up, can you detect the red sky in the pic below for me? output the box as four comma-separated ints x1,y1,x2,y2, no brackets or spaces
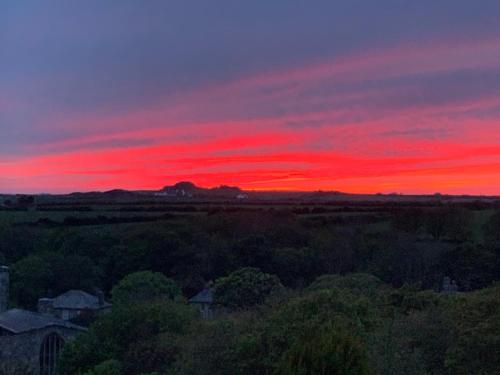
2,2,500,194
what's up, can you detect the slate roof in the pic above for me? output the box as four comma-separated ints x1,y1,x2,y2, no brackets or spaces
0,309,85,334
52,290,111,310
189,288,214,304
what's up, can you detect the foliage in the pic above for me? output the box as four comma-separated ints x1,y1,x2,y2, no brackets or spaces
483,210,500,246
444,285,500,375
111,271,181,306
261,288,378,366
439,245,496,290
58,300,196,375
174,318,244,375
308,273,384,297
376,298,452,375
214,267,283,309
10,255,52,308
83,359,122,375
174,285,378,375
10,252,99,308
275,324,371,375
1,204,500,375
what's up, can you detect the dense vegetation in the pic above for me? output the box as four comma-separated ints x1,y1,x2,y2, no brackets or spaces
1,200,499,374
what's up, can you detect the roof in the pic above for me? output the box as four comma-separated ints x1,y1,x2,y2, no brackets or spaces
52,290,111,310
189,288,214,304
0,309,85,334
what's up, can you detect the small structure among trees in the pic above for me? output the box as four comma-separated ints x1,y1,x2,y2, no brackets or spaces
188,285,214,318
37,290,111,321
441,276,458,294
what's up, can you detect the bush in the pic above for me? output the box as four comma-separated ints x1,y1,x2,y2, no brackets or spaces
58,300,196,375
111,271,181,305
214,267,283,309
275,324,371,375
83,359,122,375
444,286,500,374
308,273,384,297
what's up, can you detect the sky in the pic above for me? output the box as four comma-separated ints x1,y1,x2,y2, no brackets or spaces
2,1,500,194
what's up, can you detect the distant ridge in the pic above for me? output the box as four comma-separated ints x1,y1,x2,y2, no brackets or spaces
3,181,500,203
68,189,139,199
162,181,198,192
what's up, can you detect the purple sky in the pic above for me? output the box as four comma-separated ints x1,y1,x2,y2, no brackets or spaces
2,1,500,193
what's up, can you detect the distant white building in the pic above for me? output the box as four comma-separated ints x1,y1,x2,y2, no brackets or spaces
155,189,193,198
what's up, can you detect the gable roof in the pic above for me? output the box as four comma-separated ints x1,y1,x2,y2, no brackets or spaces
52,290,111,310
189,288,214,304
0,309,85,334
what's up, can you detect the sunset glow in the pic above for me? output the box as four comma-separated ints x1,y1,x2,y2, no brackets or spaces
3,2,500,194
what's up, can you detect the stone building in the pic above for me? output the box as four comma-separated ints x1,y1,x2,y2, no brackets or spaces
38,289,112,321
0,309,85,374
0,266,86,375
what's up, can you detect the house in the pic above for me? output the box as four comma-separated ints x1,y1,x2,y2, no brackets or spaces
38,290,112,321
0,266,87,375
188,287,214,318
0,309,85,375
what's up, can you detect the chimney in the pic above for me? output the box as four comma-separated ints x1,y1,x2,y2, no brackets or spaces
0,266,9,313
38,298,54,316
95,290,105,307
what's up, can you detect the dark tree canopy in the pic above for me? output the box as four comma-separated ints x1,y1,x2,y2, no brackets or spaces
275,324,371,375
111,271,181,306
214,267,283,309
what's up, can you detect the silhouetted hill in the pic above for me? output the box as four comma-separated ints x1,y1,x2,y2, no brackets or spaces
9,181,500,205
163,181,198,192
68,189,140,199
159,181,242,198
